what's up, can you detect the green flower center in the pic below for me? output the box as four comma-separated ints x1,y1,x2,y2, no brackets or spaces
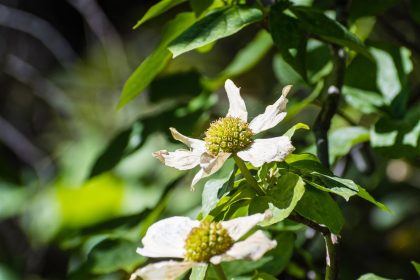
204,117,253,156
184,222,234,262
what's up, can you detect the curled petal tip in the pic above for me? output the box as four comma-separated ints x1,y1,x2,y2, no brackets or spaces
282,85,292,97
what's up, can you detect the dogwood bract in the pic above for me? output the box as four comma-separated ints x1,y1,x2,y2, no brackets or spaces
153,79,294,189
130,213,276,280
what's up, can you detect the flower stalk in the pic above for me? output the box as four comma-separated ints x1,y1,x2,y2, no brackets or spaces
233,155,265,195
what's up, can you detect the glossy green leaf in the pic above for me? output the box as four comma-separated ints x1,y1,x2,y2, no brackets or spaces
85,238,146,274
357,273,392,280
308,172,358,201
133,0,187,29
119,12,196,108
285,153,331,174
251,173,306,226
412,261,420,276
252,272,278,280
189,0,214,17
295,187,344,234
309,172,389,211
168,6,263,58
290,6,371,58
329,126,370,163
211,30,273,87
190,264,208,280
269,5,308,80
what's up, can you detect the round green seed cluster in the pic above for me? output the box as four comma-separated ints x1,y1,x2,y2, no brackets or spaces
184,222,234,262
204,117,253,155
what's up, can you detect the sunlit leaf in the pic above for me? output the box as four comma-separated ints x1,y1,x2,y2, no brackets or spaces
329,126,370,164
295,187,344,234
133,0,187,29
412,261,420,276
189,0,214,17
308,172,389,211
251,173,306,226
119,12,196,108
168,6,263,58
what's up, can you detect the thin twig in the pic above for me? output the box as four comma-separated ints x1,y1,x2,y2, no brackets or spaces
312,0,349,279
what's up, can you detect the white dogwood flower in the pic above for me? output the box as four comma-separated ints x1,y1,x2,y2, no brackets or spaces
153,79,295,189
130,213,276,280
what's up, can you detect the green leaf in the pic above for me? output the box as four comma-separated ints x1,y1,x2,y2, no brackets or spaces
189,0,214,17
328,126,370,164
269,6,308,80
259,232,295,275
284,122,310,138
211,30,273,87
251,173,306,226
412,261,420,276
252,272,278,280
295,187,344,234
285,153,331,174
190,264,208,280
308,172,389,211
86,238,146,274
202,170,235,217
290,6,371,58
342,86,384,114
119,12,196,108
89,122,144,178
133,0,187,29
168,6,263,58
357,273,393,280
370,108,420,158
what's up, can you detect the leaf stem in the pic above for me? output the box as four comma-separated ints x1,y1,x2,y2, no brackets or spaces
213,264,228,280
232,155,265,195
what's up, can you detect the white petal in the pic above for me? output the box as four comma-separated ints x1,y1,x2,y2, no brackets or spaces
170,127,206,151
191,152,230,189
130,261,195,280
237,136,294,167
153,149,202,170
137,216,199,258
225,79,247,121
221,213,266,241
249,85,292,134
210,231,277,264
